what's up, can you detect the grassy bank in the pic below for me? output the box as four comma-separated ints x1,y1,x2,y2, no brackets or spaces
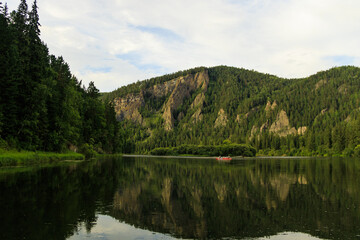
0,150,84,166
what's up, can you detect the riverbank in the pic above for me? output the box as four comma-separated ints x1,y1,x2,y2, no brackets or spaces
123,154,313,160
149,144,257,157
0,150,84,166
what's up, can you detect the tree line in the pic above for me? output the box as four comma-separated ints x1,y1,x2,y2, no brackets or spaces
0,0,123,154
149,143,256,157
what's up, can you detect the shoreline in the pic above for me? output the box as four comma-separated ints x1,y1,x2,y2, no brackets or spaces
0,151,84,167
122,154,315,160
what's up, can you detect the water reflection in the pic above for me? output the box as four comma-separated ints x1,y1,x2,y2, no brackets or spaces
256,232,326,240
0,157,359,239
67,215,323,240
68,214,175,240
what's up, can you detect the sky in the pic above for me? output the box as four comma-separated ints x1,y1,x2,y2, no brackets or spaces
6,0,360,92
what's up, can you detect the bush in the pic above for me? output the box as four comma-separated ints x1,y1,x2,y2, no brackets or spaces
149,144,256,157
150,147,174,156
79,144,97,159
342,148,354,157
354,145,360,157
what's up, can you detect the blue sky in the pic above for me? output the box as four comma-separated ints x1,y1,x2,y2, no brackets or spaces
6,0,360,92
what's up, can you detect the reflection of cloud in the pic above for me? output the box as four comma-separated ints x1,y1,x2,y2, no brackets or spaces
258,231,325,240
67,214,175,240
7,0,360,92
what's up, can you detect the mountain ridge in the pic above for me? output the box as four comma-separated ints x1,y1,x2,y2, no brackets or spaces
106,65,360,156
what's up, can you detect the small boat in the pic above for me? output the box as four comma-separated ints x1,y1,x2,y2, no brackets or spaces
216,156,232,161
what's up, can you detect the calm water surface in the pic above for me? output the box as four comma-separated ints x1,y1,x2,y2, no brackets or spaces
0,156,359,240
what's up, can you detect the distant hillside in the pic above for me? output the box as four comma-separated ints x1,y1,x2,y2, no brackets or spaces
108,65,360,156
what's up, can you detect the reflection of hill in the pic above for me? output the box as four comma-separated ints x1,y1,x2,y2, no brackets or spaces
109,157,360,240
0,157,359,240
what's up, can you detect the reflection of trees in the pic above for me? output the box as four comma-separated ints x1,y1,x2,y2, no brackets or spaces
110,157,360,240
0,157,360,240
0,159,127,240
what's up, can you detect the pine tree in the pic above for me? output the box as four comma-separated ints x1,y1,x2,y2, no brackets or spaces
81,82,106,148
27,0,50,149
306,131,316,152
0,3,21,144
332,124,345,153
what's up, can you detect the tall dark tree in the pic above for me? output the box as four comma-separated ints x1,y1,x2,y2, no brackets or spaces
0,2,20,144
81,82,106,148
0,1,122,153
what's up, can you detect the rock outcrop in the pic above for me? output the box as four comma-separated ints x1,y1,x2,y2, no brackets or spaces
113,93,144,123
191,108,203,124
162,71,209,131
236,114,242,123
214,109,228,128
265,101,272,113
297,126,307,135
148,79,177,97
269,110,307,137
191,92,205,109
315,79,327,90
265,100,277,116
113,70,209,129
236,106,260,123
338,84,348,94
250,125,259,140
269,110,297,137
260,121,269,133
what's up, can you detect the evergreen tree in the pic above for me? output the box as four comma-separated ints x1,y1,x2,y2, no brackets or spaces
332,124,345,153
0,1,122,153
306,131,316,152
0,2,20,144
81,82,106,149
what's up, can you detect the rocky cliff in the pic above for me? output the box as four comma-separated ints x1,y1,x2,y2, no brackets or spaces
162,71,209,130
113,93,144,123
107,65,360,153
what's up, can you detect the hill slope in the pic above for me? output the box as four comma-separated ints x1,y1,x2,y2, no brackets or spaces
108,66,360,156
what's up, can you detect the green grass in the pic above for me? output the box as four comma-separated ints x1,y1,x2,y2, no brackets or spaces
0,150,84,166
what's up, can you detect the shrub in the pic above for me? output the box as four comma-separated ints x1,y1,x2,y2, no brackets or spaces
149,144,256,157
79,144,97,159
354,145,360,157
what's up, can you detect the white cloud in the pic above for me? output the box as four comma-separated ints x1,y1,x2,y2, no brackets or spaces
6,0,360,91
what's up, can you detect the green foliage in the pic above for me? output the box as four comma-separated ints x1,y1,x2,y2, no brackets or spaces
150,144,256,157
111,65,360,156
79,143,97,159
354,145,360,157
0,1,123,154
0,150,84,166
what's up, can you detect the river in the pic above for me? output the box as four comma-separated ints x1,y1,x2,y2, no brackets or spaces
0,156,359,239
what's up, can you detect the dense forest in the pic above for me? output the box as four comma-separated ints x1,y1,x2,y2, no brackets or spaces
0,0,124,155
110,65,360,157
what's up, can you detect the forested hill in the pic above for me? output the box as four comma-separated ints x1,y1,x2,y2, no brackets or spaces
109,65,360,156
0,1,122,155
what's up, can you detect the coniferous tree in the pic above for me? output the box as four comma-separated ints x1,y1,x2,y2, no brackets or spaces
0,0,123,153
0,2,20,144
